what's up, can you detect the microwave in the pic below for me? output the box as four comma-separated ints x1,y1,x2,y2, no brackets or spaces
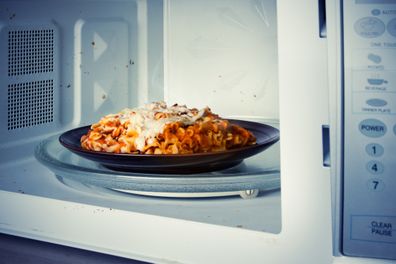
0,0,395,263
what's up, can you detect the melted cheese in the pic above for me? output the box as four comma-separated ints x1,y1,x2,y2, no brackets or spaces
103,102,207,151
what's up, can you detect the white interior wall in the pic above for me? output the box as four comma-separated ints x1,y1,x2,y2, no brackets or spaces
164,0,279,119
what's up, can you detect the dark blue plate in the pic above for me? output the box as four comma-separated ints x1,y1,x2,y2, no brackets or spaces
59,119,279,174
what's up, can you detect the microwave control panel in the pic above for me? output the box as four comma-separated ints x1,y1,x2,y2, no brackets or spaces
343,0,396,260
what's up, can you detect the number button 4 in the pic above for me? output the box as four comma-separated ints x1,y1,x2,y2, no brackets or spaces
366,160,384,175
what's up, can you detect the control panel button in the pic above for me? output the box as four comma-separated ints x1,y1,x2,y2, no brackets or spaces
367,78,386,85
387,18,396,37
366,98,387,107
366,179,385,192
352,70,396,93
353,49,396,70
366,160,384,174
371,9,381,16
367,53,381,64
359,119,387,137
351,215,396,243
354,17,386,38
365,143,384,157
353,93,395,115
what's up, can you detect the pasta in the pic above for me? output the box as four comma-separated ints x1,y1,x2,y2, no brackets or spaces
80,102,256,154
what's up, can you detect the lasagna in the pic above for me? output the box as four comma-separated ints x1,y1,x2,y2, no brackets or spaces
80,102,256,154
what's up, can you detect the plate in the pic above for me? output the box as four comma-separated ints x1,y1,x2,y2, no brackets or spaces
59,119,279,174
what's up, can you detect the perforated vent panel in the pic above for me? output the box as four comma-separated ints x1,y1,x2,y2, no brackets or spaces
8,30,54,76
7,80,54,130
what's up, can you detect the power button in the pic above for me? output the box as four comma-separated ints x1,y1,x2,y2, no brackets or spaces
359,119,387,137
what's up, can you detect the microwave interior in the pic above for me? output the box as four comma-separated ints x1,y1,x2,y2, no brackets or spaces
0,0,281,234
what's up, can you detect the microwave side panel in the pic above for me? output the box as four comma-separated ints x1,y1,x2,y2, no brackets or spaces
0,16,61,143
0,0,145,166
0,0,141,127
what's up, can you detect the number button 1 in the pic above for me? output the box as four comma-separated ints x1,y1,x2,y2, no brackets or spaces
365,143,384,157
366,160,384,175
